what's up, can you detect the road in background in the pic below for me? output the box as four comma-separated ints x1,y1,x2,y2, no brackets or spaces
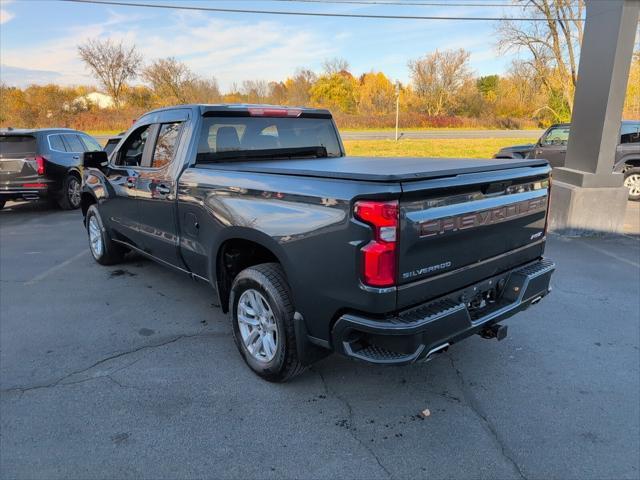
1,201,638,479
340,129,544,141
94,129,544,144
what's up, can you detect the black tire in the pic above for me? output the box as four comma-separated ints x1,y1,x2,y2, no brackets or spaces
0,200,5,210
229,263,306,382
86,204,125,265
623,167,640,201
57,174,82,210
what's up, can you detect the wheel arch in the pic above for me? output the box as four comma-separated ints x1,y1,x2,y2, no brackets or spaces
80,191,97,220
622,158,640,171
212,229,293,313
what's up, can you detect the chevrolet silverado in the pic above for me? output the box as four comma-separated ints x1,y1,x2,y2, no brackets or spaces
81,104,555,382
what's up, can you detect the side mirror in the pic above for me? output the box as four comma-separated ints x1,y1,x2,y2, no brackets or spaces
83,151,108,170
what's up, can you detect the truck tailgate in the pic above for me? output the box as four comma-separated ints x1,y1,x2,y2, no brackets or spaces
397,164,551,309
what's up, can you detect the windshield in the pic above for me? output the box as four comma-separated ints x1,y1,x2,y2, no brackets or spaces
0,135,37,158
196,116,342,162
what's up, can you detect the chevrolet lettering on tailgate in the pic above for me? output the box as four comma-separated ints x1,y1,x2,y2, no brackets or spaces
419,197,547,238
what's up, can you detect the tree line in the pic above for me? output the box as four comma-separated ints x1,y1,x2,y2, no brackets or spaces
1,0,638,132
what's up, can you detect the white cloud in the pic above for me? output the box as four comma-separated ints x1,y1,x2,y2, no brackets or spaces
0,0,14,24
0,9,14,24
1,10,338,89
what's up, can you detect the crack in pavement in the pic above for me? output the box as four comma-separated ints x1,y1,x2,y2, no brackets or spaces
1,331,229,396
313,367,393,479
447,355,527,480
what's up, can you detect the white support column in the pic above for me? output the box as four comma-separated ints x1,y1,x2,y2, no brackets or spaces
549,0,640,234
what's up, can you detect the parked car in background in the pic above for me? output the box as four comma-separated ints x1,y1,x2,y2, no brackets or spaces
494,121,640,200
0,128,102,210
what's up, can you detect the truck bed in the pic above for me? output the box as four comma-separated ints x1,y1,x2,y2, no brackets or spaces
198,156,548,182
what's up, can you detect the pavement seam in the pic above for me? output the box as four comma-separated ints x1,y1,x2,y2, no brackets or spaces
313,367,393,480
1,331,223,395
447,355,528,480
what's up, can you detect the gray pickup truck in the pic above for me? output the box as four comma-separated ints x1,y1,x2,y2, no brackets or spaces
494,121,640,200
81,104,555,382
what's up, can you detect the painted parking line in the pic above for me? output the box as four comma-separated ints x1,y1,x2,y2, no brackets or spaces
24,249,90,286
577,240,640,269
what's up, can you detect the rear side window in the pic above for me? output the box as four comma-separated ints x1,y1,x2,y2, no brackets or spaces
80,135,102,152
49,134,66,152
620,124,640,144
151,123,182,168
0,135,37,158
62,134,85,153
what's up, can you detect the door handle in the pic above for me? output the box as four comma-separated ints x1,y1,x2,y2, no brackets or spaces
156,184,171,195
73,155,80,160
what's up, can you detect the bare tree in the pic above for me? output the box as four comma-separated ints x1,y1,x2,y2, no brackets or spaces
408,48,472,116
142,57,196,104
322,57,350,75
77,39,141,108
497,0,585,118
241,80,270,103
285,68,317,105
187,77,221,104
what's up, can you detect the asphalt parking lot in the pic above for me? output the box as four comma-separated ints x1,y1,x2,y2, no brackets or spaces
1,201,639,480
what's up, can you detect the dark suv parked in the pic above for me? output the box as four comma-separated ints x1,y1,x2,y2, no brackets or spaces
494,121,640,200
0,128,102,210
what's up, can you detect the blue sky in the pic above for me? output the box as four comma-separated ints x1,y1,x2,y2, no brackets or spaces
0,0,523,90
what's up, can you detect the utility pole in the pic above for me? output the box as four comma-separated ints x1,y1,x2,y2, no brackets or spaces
395,83,400,142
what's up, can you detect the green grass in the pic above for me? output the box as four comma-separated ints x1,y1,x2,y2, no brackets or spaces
343,137,537,159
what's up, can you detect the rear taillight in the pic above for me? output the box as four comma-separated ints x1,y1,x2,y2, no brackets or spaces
354,200,399,287
35,155,45,175
544,176,552,235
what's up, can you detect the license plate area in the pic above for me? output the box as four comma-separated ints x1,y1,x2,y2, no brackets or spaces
458,273,512,321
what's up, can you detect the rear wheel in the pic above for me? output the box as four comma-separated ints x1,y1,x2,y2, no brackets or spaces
86,205,125,265
57,174,82,210
230,263,305,382
624,167,640,201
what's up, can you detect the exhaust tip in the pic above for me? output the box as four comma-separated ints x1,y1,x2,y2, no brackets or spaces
423,342,450,362
530,295,544,305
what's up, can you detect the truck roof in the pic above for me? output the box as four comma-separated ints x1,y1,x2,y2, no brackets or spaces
139,103,332,117
202,156,550,182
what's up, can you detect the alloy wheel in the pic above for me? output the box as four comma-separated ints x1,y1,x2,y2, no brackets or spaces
624,173,640,197
88,215,103,258
237,289,279,362
68,177,81,208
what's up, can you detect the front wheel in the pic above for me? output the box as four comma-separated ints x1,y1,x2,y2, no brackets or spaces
623,167,640,201
230,263,306,382
86,205,125,265
57,174,82,210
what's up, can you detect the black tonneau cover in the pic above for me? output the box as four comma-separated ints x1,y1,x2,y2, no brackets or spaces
200,156,548,182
